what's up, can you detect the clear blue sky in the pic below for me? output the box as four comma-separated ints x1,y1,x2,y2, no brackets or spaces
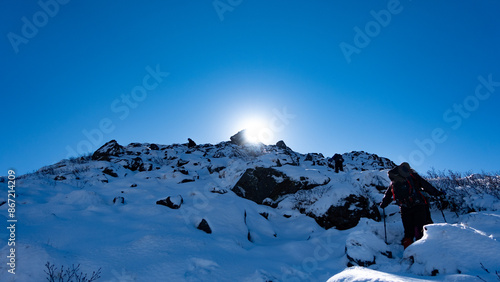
1,0,499,175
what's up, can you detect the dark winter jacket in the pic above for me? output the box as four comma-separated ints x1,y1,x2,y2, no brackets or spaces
332,154,344,163
380,164,442,209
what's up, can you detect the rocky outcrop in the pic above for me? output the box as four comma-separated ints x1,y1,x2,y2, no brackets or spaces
342,151,396,171
103,167,118,177
232,167,317,204
124,157,144,171
276,140,287,150
232,166,382,230
230,130,249,146
187,138,197,148
92,140,125,161
121,157,152,172
310,195,381,230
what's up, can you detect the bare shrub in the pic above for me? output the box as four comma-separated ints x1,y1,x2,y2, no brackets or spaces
44,262,101,282
426,168,500,213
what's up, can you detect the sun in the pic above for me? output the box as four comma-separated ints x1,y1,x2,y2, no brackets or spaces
240,117,268,144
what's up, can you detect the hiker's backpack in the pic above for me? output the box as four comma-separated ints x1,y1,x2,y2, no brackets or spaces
391,174,428,207
333,154,343,162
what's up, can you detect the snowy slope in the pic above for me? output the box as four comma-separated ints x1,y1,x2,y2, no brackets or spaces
0,138,499,281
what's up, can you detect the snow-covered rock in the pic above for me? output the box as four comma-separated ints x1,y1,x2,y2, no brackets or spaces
404,222,500,278
342,151,396,171
91,139,125,161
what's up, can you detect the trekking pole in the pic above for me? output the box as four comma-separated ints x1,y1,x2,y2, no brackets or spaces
437,196,447,223
440,209,447,223
382,208,387,244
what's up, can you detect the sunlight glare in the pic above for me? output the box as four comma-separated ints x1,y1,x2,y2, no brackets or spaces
241,117,268,144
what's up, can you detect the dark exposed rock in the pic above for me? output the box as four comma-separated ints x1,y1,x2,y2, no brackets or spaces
139,163,153,172
54,175,66,181
230,130,249,146
207,166,225,174
179,179,195,184
305,153,326,166
124,157,143,171
187,138,197,148
156,195,183,209
149,143,159,150
130,183,137,187
232,167,304,203
346,252,375,267
232,167,327,204
310,195,381,230
197,219,212,234
113,196,125,204
177,159,189,167
121,157,151,172
92,140,125,161
276,140,287,150
103,167,118,177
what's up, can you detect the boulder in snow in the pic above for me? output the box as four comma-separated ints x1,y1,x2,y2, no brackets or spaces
197,219,212,234
345,230,391,267
311,195,381,230
113,196,125,204
156,195,184,209
232,167,309,204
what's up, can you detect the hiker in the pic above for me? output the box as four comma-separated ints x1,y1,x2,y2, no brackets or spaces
332,153,344,173
379,162,444,249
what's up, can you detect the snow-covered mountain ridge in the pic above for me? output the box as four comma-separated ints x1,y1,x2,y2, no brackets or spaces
1,135,499,281
21,138,396,227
